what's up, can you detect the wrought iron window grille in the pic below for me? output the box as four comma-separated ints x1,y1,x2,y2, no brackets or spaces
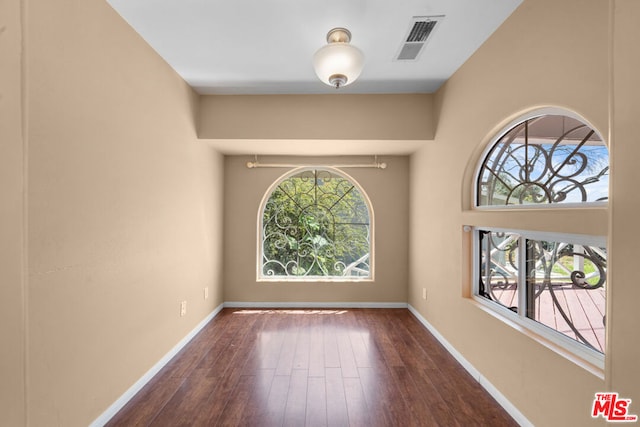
477,115,609,206
478,229,606,354
473,112,609,365
260,168,372,280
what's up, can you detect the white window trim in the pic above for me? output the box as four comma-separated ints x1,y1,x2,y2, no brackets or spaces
471,226,606,370
474,201,608,211
256,166,375,283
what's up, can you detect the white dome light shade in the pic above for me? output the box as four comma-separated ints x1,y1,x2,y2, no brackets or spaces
313,28,364,89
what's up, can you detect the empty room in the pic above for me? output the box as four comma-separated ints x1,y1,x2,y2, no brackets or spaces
2,0,639,426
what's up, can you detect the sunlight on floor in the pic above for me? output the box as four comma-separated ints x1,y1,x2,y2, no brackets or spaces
233,309,349,315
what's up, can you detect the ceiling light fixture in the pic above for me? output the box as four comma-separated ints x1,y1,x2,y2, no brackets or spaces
313,28,364,89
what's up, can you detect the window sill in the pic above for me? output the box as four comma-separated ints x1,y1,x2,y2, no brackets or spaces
257,277,374,283
472,202,608,212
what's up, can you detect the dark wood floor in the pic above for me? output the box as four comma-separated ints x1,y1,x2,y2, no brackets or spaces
106,308,517,426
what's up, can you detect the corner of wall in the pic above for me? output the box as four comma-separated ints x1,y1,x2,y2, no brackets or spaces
0,0,27,425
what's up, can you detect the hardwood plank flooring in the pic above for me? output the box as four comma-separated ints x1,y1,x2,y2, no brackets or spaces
106,308,517,427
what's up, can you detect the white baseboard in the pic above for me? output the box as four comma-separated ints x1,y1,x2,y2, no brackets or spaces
407,305,532,427
223,301,408,309
89,303,224,427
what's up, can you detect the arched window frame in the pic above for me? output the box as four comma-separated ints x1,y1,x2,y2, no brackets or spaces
257,166,374,282
470,108,609,369
473,108,609,210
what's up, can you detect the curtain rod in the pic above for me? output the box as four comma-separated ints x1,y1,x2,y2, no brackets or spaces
246,156,387,170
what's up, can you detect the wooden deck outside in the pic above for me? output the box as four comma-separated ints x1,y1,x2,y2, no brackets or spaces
491,283,606,352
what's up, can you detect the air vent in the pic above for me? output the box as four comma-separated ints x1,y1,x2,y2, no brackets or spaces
395,15,444,61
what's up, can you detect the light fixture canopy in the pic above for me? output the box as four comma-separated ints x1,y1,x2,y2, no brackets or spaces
313,28,364,89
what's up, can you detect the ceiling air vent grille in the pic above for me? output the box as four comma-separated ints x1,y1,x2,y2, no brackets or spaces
396,15,443,61
407,20,437,42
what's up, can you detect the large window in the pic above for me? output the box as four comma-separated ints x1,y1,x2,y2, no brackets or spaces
474,111,609,365
259,167,372,281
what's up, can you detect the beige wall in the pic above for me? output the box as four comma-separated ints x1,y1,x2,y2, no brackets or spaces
223,155,409,304
199,94,435,141
409,0,638,425
609,0,640,402
0,0,26,425
11,0,225,425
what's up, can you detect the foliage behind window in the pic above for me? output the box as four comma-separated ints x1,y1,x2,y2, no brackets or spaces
261,168,371,280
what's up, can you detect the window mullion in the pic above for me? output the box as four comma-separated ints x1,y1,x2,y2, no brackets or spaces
517,235,527,319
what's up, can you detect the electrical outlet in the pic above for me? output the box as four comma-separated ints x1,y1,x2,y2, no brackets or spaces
204,287,209,300
422,288,427,300
180,300,187,317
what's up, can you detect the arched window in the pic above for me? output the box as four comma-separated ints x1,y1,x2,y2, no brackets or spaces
259,167,372,281
473,111,609,364
477,114,609,206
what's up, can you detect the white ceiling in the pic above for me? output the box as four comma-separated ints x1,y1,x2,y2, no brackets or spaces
106,0,522,95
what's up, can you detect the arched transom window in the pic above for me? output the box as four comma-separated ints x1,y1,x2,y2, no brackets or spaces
477,114,609,206
259,168,372,281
